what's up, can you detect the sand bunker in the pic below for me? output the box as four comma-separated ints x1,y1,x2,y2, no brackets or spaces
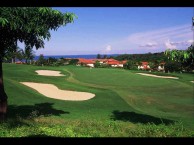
20,82,95,101
136,73,179,79
35,70,65,76
191,81,194,83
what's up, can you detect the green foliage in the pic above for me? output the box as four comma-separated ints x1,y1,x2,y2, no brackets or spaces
69,59,79,65
0,7,77,56
94,60,101,68
165,45,194,72
123,60,137,70
35,54,46,66
115,52,168,62
96,54,101,59
149,60,159,71
103,55,107,59
0,117,193,137
164,61,182,73
23,45,35,64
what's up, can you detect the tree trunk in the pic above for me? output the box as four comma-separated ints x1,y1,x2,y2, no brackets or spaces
0,58,8,121
12,58,14,64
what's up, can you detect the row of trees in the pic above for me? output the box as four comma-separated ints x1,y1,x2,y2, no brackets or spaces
123,60,183,73
114,46,194,73
96,54,114,59
3,45,35,64
35,54,79,66
114,52,168,62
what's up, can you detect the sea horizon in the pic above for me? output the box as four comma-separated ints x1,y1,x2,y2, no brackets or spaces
34,54,119,60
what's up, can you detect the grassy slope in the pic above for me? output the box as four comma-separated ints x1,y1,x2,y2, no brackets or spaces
65,66,194,128
1,64,194,137
3,64,133,121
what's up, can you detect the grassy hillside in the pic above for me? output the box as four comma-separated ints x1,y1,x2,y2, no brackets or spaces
1,63,194,137
65,66,194,128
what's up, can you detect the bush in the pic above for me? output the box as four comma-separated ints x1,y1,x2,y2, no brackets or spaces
94,61,101,68
124,61,137,70
69,59,79,65
164,61,182,73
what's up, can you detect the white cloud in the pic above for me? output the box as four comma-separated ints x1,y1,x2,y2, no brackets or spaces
139,42,158,47
126,24,192,52
105,45,112,52
100,44,113,54
102,24,192,54
187,39,194,44
164,39,177,49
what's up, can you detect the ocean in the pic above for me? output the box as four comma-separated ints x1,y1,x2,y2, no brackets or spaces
34,54,119,60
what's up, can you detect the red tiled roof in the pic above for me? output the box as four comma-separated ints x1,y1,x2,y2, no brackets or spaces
122,60,127,64
160,62,165,64
107,59,117,62
141,62,149,65
78,58,95,64
107,62,119,65
92,59,108,62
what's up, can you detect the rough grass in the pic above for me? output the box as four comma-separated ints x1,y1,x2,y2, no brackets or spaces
0,116,193,137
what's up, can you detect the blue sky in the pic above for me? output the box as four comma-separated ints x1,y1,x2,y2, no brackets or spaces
19,7,194,55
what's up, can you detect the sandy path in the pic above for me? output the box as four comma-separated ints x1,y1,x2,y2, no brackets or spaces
136,73,179,79
35,70,65,76
20,82,95,101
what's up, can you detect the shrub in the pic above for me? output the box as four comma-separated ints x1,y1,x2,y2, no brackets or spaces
164,61,182,73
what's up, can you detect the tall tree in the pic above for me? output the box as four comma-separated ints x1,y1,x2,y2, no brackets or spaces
0,7,77,120
4,44,23,63
23,45,35,64
96,54,101,59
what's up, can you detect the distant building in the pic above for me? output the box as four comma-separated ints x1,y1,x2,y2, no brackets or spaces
76,58,127,68
138,62,150,70
158,62,165,71
77,58,95,67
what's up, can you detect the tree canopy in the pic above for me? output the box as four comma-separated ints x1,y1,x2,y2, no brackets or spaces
0,7,77,120
164,45,194,71
0,7,77,57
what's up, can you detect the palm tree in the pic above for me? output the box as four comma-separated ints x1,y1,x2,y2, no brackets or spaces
23,45,35,64
4,42,23,63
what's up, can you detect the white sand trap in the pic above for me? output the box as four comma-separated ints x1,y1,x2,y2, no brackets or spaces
136,73,179,79
20,82,95,101
191,81,194,83
35,70,65,76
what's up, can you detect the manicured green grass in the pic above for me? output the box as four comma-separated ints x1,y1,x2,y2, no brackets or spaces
65,66,194,128
3,64,133,121
1,63,194,137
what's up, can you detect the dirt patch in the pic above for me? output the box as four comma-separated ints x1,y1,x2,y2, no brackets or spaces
20,82,95,101
35,70,65,76
136,73,179,79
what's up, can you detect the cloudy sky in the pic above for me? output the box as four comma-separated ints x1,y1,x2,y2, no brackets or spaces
19,7,194,55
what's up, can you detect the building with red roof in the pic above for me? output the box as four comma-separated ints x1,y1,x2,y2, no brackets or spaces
76,58,127,68
77,58,95,67
138,61,150,70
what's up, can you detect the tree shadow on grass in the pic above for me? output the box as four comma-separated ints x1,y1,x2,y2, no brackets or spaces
8,103,69,119
111,110,175,125
5,103,69,128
